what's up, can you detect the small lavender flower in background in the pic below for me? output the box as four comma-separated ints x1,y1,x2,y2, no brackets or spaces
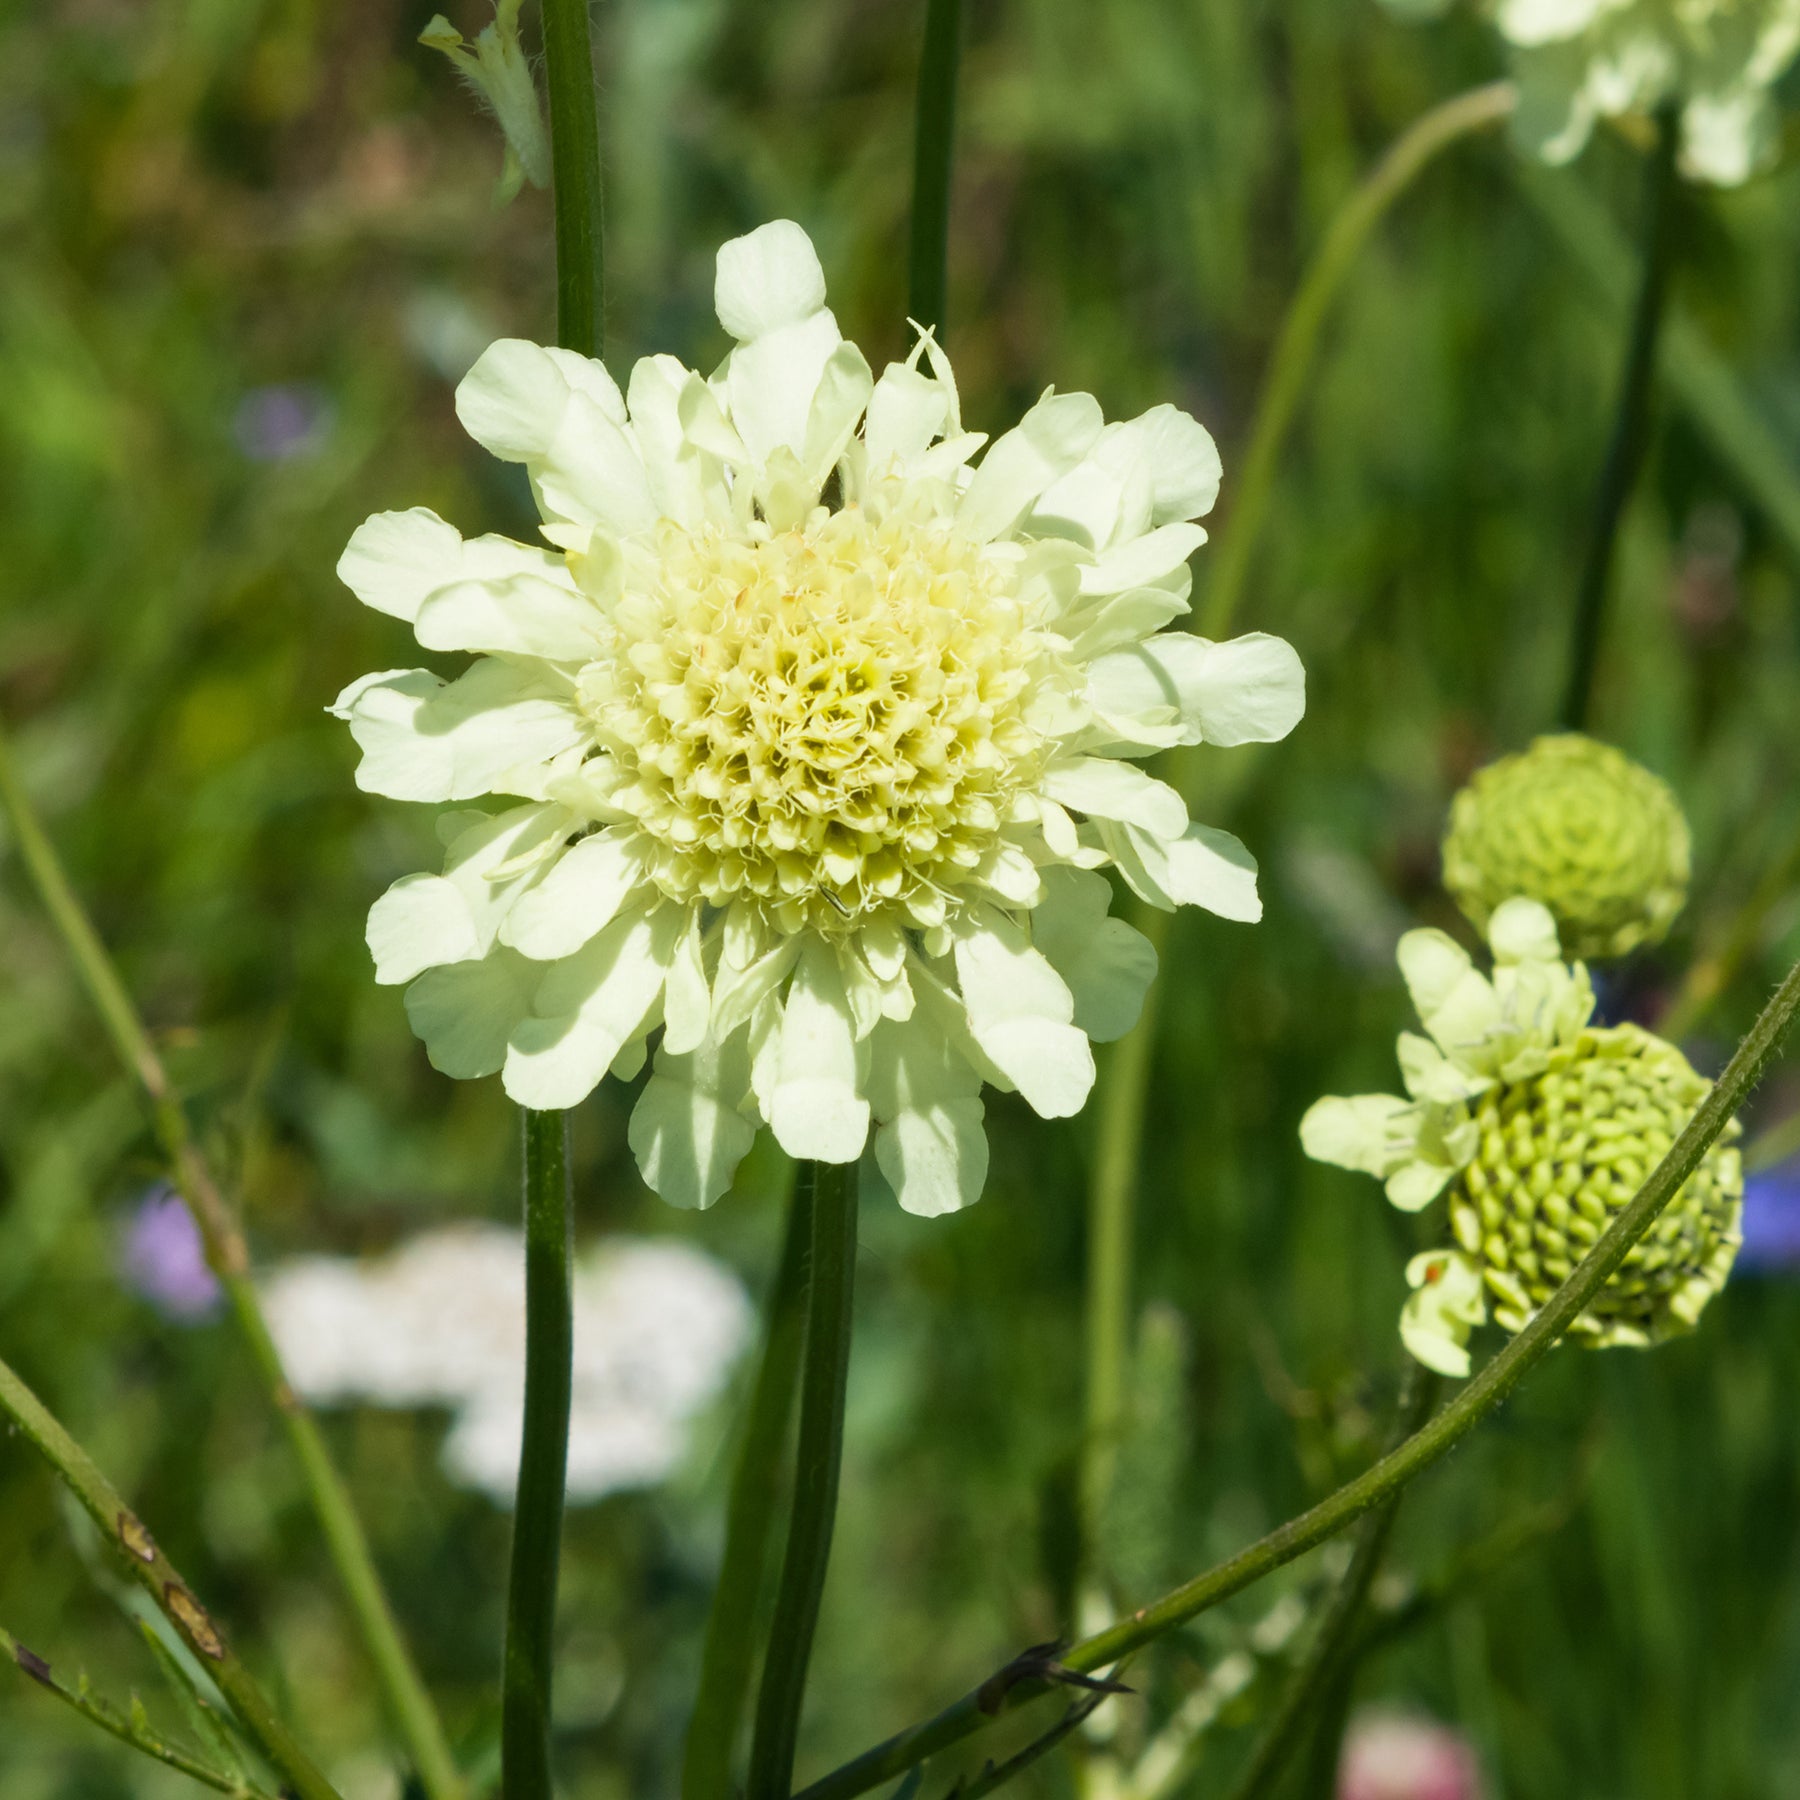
1735,1159,1800,1273
232,383,331,463
119,1185,222,1322
1338,1711,1484,1800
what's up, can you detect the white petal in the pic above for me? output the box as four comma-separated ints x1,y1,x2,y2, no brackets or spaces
1487,896,1561,966
957,389,1105,544
799,340,874,488
661,910,712,1055
952,911,1094,1119
456,339,578,460
1131,403,1223,524
868,1017,988,1217
500,830,648,960
1299,1092,1418,1176
767,940,870,1163
862,361,951,477
404,949,540,1079
413,571,604,663
1038,756,1189,841
629,1031,759,1209
723,310,844,471
369,802,568,984
501,908,679,1109
1106,821,1261,921
338,509,461,622
714,220,828,341
1090,633,1305,749
333,662,587,802
626,353,719,528
1386,1160,1457,1213
1029,866,1158,1043
1077,523,1208,597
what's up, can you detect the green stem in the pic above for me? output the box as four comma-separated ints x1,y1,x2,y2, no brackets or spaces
1202,81,1518,640
0,1355,343,1800
746,1159,859,1800
907,0,963,337
1518,167,1800,572
502,1109,574,1800
794,949,1800,1800
1081,937,1165,1555
682,1165,813,1800
1224,1369,1439,1800
1661,816,1800,1043
0,716,464,1800
1559,102,1681,732
540,0,605,357
2,1622,283,1799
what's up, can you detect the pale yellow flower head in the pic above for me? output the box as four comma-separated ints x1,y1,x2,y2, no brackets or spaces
1301,898,1741,1375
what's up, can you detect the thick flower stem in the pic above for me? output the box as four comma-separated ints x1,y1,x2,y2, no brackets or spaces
1224,1368,1439,1800
746,1159,860,1800
1558,102,1681,732
1202,80,1518,640
540,0,605,358
0,716,464,1800
0,1351,344,1800
1081,947,1165,1555
907,0,964,337
794,949,1800,1800
502,1107,574,1800
682,1165,813,1800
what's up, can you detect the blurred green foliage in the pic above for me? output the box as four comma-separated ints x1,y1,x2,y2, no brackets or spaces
4,0,1800,1796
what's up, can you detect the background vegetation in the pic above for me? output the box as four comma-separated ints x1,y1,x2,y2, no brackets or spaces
4,0,1800,1795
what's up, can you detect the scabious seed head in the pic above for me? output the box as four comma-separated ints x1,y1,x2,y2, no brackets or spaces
1442,734,1690,960
577,501,1074,935
1300,896,1741,1376
1450,1022,1742,1345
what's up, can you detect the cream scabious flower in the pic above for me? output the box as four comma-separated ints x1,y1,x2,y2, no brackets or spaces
1301,897,1742,1375
334,221,1306,1216
1378,0,1800,183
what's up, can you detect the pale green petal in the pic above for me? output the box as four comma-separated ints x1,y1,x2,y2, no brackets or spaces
957,389,1105,544
1038,756,1189,842
1487,896,1562,966
766,939,870,1163
405,949,540,1080
500,830,647,961
868,1015,989,1218
1399,1250,1488,1379
713,219,827,342
1298,1092,1419,1177
1030,866,1158,1044
951,908,1094,1120
629,1031,759,1210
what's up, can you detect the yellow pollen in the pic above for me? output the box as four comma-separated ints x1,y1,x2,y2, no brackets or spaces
578,503,1067,933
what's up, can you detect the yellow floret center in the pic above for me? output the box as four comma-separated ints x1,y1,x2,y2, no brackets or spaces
578,502,1066,933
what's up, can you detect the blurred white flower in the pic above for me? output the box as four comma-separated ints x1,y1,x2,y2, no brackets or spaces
260,1226,751,1504
334,218,1305,1217
1378,0,1800,182
1338,1710,1484,1800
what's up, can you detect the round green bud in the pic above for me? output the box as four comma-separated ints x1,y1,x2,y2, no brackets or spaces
1442,734,1690,960
1448,1024,1742,1348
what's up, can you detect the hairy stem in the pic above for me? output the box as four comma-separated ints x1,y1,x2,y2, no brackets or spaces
746,1160,859,1800
0,1355,342,1800
0,717,463,1800
682,1165,812,1800
540,0,605,357
907,0,964,338
1558,102,1680,730
1225,1369,1439,1800
502,1109,574,1800
795,950,1800,1800
1202,81,1518,640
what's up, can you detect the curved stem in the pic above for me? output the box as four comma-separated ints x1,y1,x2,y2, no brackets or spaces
907,0,964,338
746,1159,859,1800
1224,1368,1439,1800
795,948,1800,1800
0,717,464,1800
1201,80,1518,641
0,1354,343,1800
1559,102,1681,731
682,1164,812,1800
502,1109,574,1800
540,0,605,358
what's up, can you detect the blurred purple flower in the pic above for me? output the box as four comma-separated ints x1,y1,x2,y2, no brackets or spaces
1737,1161,1800,1275
232,384,329,462
121,1186,221,1321
1338,1711,1483,1800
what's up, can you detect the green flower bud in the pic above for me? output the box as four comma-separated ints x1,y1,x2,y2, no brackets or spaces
1448,1023,1742,1348
1442,734,1690,960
